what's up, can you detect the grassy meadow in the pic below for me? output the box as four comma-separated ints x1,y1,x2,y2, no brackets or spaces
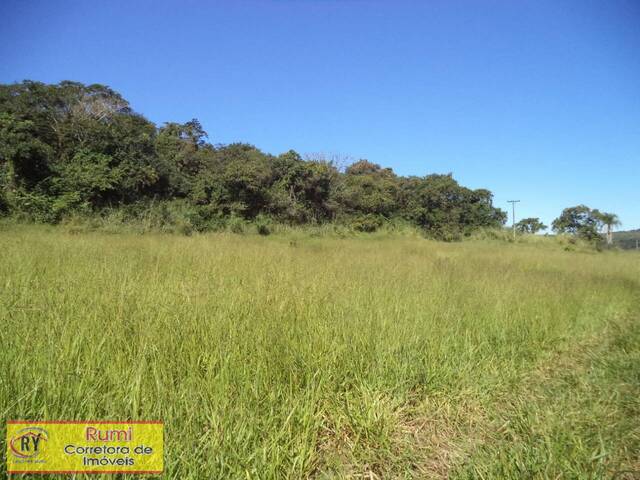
1,225,639,479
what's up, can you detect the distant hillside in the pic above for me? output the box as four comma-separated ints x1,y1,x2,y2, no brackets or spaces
613,229,640,250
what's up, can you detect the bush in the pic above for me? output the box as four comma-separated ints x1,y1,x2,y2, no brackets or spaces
255,215,271,236
227,215,245,234
350,214,384,233
11,191,60,223
425,225,463,242
0,190,9,216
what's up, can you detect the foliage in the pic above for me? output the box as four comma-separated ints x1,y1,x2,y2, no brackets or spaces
515,217,547,234
337,160,398,218
348,213,385,232
255,214,272,236
592,210,621,245
400,174,506,240
0,80,508,237
552,205,603,241
155,119,210,197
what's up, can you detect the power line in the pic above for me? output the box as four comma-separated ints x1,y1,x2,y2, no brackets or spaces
508,200,520,240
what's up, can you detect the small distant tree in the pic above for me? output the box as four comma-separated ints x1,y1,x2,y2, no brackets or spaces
515,217,547,234
593,210,620,245
552,205,601,241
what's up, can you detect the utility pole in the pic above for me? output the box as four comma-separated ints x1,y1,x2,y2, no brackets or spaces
508,200,520,240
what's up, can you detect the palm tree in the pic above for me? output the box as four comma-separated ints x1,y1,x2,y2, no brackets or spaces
594,211,621,245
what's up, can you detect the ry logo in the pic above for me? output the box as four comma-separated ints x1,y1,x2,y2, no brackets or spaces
9,427,48,459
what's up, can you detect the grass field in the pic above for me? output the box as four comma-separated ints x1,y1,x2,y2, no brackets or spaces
1,225,639,479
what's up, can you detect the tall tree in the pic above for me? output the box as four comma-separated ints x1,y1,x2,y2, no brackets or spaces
593,211,621,245
400,174,506,240
552,205,601,241
155,119,211,197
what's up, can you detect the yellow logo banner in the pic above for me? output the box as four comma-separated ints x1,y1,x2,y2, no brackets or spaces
7,421,163,474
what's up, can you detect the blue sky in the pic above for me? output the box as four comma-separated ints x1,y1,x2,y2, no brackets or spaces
1,0,638,229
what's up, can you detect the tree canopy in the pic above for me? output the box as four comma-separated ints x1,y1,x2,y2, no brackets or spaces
515,217,547,234
552,205,602,241
0,80,507,238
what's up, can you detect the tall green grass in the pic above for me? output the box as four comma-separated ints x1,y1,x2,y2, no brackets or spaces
1,226,638,478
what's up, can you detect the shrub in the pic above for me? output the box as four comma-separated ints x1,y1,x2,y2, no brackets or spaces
255,215,272,236
425,225,463,242
350,214,384,233
11,190,60,223
227,215,245,234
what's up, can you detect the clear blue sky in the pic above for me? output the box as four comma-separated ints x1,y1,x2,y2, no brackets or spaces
1,0,638,229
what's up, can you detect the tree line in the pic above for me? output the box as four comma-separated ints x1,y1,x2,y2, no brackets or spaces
517,207,621,246
0,80,507,238
0,81,620,242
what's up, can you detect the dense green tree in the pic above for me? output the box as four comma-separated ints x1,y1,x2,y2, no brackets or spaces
337,160,399,218
515,217,547,234
552,205,602,241
50,149,122,212
0,81,159,218
189,144,273,218
155,119,211,197
0,80,509,238
269,150,338,223
400,174,506,239
0,113,53,191
0,81,131,154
